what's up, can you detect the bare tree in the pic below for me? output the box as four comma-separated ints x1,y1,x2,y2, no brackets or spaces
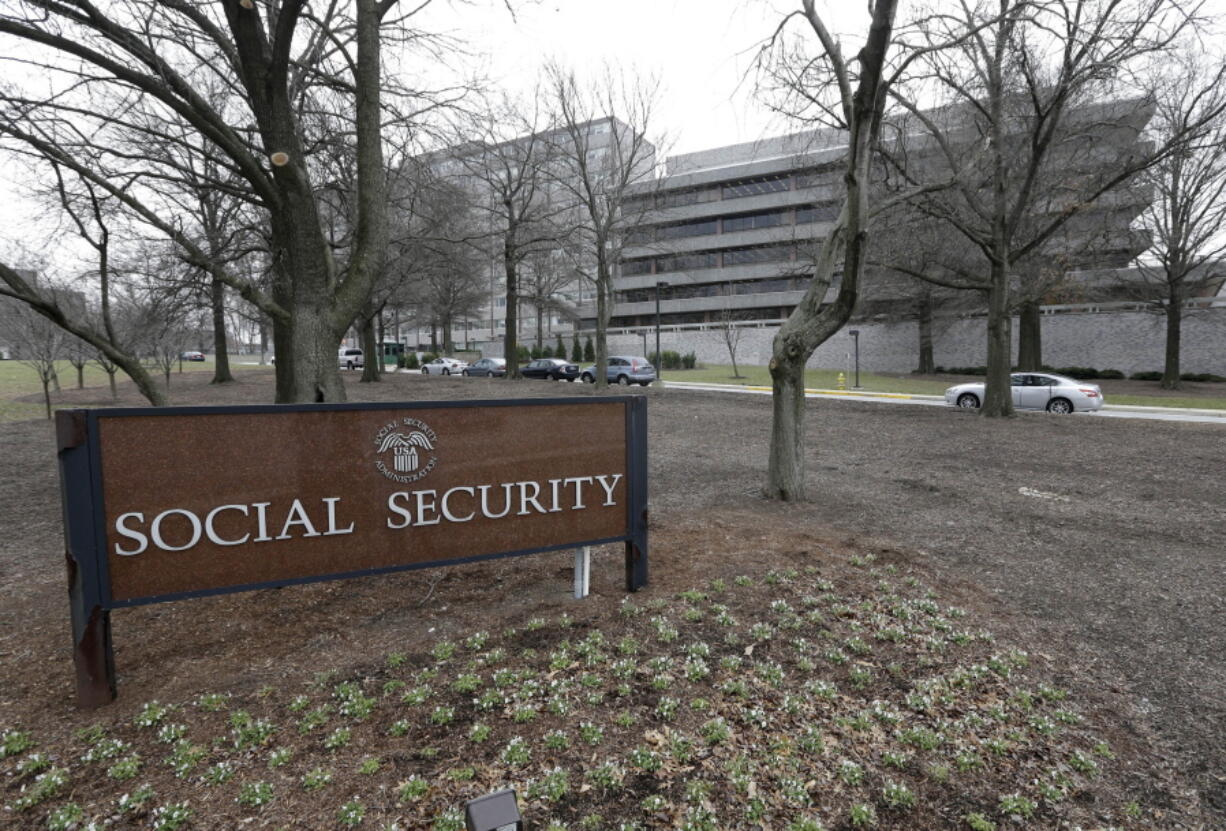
0,1,461,403
753,0,901,500
883,0,1198,417
546,65,662,390
712,306,749,379
446,95,569,378
1,292,67,419
1130,50,1226,388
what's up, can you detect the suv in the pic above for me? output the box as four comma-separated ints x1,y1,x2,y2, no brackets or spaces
338,347,364,370
580,355,656,386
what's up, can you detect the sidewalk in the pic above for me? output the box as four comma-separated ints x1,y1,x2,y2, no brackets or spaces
662,380,1226,422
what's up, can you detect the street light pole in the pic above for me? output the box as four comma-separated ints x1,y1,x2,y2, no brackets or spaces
655,280,669,382
849,329,861,389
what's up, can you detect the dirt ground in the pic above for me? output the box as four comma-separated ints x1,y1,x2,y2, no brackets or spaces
1,368,1223,826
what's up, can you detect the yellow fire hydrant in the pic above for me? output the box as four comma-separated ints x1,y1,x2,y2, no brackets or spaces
837,372,846,390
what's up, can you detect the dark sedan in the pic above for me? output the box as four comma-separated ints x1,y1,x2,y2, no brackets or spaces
521,357,580,381
462,357,507,377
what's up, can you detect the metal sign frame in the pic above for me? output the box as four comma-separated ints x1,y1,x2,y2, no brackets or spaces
56,396,648,707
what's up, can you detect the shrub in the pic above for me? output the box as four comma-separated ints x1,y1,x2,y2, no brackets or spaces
1129,370,1162,381
1053,366,1099,379
571,335,583,363
1181,372,1226,382
1097,368,1124,379
584,337,595,362
555,335,566,359
516,345,531,363
422,352,438,365
404,353,419,369
944,366,987,376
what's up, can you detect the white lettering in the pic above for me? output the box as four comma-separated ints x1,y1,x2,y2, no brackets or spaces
205,504,250,546
114,512,148,556
322,497,355,536
414,489,441,526
478,483,514,519
150,508,203,552
441,487,476,523
595,474,623,506
387,492,413,529
564,476,594,509
517,480,547,516
549,478,563,512
276,499,320,540
252,502,273,542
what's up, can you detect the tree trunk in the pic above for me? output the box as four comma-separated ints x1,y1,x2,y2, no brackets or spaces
1161,295,1182,390
75,363,85,389
210,276,234,384
107,368,117,400
504,246,521,378
442,313,455,355
42,376,52,420
764,352,806,500
360,312,380,383
981,264,1014,417
259,320,269,365
50,366,61,393
594,256,610,389
536,302,544,351
916,290,934,374
1016,299,1042,371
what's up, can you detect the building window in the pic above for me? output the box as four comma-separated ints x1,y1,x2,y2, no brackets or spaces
657,218,719,240
655,251,720,274
796,202,841,223
620,258,654,276
722,244,793,266
721,175,789,199
794,163,844,189
722,210,786,233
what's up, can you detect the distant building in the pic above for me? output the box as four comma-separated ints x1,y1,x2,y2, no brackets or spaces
596,100,1153,332
401,117,655,352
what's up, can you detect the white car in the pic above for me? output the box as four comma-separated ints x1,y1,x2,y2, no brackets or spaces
421,356,468,376
944,372,1104,413
338,347,364,370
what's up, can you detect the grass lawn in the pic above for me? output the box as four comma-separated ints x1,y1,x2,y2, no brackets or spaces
0,560,1141,830
0,359,259,422
662,366,952,395
665,365,1226,409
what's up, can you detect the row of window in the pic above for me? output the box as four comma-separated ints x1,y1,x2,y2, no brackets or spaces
624,162,845,213
610,307,794,327
626,203,839,246
616,277,803,304
622,242,801,277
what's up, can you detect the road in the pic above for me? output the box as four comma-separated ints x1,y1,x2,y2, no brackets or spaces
664,380,1226,424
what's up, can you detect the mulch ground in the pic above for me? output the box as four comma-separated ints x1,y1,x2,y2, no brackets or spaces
0,368,1222,828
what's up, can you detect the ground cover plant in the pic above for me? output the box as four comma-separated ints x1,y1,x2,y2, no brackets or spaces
1,558,1155,829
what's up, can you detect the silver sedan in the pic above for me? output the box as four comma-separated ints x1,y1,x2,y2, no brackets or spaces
944,373,1105,413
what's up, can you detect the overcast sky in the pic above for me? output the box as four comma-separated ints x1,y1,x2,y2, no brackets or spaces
0,1,875,266
417,0,873,155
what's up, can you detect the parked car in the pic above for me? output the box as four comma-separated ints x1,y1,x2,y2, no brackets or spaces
944,372,1104,413
421,356,469,375
338,347,364,370
462,357,506,377
522,357,580,381
180,350,205,362
579,355,656,386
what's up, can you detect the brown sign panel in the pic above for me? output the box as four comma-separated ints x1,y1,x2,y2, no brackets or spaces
57,397,648,706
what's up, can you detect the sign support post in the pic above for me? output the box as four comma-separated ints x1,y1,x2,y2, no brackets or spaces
573,547,591,599
58,411,117,707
